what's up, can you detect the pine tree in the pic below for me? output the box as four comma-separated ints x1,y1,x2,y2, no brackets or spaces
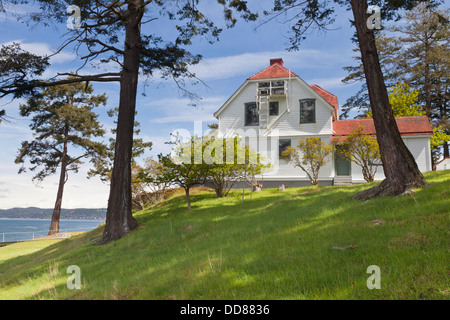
0,0,257,243
263,0,438,199
88,107,152,183
15,81,107,235
342,3,449,157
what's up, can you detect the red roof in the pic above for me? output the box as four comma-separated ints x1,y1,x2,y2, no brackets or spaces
310,84,338,120
248,58,297,80
332,116,433,141
248,59,338,118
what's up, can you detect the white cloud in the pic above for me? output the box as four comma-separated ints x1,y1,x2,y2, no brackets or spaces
1,40,77,64
304,76,360,90
187,49,354,81
149,114,216,124
144,96,225,124
190,53,271,81
0,160,109,209
0,3,34,18
147,48,354,84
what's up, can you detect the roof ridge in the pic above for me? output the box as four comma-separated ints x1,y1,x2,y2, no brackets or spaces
334,115,429,121
310,84,337,97
332,116,433,138
248,63,296,80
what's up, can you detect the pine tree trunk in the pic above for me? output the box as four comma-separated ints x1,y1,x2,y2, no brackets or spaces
423,33,433,121
350,0,426,200
440,101,449,158
99,2,142,244
49,126,69,236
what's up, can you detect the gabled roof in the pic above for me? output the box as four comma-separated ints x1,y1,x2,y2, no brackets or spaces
214,58,338,119
248,58,297,80
310,84,338,121
331,116,433,141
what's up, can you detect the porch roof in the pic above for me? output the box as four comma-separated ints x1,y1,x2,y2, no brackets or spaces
331,116,433,142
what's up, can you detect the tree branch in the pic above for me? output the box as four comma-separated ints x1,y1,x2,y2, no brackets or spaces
80,38,124,55
0,73,121,97
67,151,92,165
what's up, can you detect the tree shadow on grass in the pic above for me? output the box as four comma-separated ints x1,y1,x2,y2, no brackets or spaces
1,173,448,299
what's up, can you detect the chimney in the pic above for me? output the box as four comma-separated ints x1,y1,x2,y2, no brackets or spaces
270,58,283,67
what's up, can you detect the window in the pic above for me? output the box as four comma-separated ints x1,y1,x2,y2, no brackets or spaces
258,82,270,95
269,101,279,116
257,81,285,95
271,81,285,95
245,102,259,126
279,139,291,158
300,99,315,124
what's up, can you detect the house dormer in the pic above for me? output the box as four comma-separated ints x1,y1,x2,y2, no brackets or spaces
214,58,338,136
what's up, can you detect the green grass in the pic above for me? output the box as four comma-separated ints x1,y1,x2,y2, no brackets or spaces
1,170,449,300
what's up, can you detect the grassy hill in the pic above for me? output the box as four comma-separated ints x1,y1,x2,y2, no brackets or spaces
0,170,449,300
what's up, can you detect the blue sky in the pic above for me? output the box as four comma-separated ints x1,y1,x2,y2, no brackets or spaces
0,1,362,209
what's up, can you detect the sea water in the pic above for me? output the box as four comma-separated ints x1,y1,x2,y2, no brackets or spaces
0,218,103,242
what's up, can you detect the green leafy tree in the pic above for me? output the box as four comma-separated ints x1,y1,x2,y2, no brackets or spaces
367,82,449,163
430,126,450,162
281,137,334,185
206,137,270,198
132,157,172,209
387,82,426,117
144,136,211,211
335,125,381,182
366,82,426,118
15,81,107,235
130,161,161,211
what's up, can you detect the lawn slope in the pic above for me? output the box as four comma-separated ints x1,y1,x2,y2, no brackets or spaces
0,170,449,300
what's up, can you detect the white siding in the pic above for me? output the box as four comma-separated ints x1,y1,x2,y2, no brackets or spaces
349,161,384,183
216,75,432,184
435,158,450,171
217,77,335,182
270,79,333,136
218,82,257,136
218,78,334,137
261,135,334,180
404,136,432,173
350,136,431,183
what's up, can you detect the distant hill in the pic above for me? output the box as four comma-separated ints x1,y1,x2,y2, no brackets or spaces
0,207,106,220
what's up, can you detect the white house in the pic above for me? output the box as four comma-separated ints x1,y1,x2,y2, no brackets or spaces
434,157,450,171
213,58,433,187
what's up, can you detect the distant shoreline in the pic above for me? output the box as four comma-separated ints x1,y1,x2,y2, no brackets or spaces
0,207,107,220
